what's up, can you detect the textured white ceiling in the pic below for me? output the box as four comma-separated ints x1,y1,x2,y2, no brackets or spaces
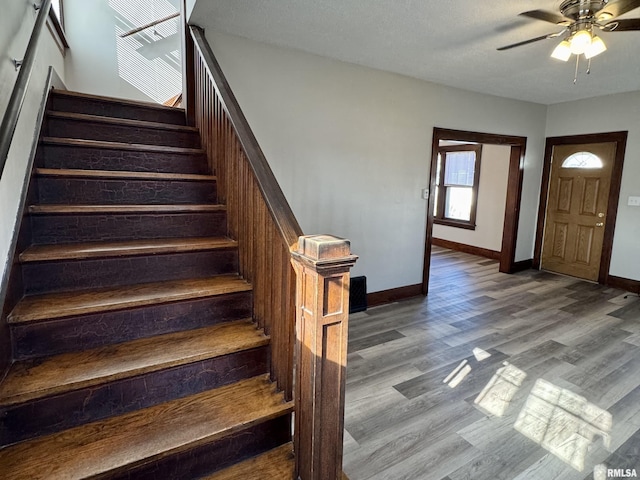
189,0,640,105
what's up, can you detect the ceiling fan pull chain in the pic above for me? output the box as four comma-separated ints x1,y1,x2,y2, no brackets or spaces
586,57,592,75
574,55,580,84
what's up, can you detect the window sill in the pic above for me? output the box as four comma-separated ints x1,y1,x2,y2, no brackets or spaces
433,218,476,230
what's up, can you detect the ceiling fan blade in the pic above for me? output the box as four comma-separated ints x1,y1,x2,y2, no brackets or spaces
602,18,640,30
596,0,640,19
519,10,570,25
497,32,563,51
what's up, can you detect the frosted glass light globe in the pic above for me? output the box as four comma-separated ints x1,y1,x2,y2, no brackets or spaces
570,30,592,54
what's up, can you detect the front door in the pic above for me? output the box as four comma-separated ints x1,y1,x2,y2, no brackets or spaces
541,142,616,281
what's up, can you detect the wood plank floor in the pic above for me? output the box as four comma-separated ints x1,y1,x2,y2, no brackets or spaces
343,247,640,480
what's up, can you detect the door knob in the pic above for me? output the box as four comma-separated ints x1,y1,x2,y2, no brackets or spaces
596,222,604,227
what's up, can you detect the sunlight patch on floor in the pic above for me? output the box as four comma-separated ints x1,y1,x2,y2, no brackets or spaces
514,378,612,472
475,362,526,417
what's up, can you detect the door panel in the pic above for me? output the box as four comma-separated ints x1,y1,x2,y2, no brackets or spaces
541,142,616,281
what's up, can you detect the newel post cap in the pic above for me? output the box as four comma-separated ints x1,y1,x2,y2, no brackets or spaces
293,235,358,270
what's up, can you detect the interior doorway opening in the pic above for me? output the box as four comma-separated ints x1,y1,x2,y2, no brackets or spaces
422,128,527,295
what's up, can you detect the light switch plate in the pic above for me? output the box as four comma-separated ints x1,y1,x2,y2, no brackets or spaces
628,196,640,206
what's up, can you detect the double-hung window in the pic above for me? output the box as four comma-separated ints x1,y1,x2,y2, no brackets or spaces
433,144,482,230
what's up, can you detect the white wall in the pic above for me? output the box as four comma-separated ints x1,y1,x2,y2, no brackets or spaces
207,31,548,292
1,1,66,288
546,92,640,282
433,144,511,252
63,0,181,104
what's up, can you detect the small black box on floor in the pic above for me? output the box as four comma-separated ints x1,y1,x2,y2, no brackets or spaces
349,276,367,313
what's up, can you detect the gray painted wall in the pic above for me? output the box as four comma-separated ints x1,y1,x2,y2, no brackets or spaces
205,31,548,292
1,1,65,290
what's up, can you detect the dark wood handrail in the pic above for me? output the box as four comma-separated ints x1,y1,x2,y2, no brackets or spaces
189,25,303,248
0,0,53,180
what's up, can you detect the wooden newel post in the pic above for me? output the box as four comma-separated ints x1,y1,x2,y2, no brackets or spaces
292,235,358,480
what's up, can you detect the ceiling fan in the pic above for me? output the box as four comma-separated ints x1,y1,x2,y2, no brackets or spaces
498,0,640,61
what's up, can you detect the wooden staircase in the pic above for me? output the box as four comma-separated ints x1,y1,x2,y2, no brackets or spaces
0,90,295,478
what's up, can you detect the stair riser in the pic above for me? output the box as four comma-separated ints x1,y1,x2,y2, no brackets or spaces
30,212,227,244
22,250,238,294
39,145,209,174
50,95,186,125
12,292,253,358
46,117,200,148
106,415,292,480
0,347,268,447
37,177,217,205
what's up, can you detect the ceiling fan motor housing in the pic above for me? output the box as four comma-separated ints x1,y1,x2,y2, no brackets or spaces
560,0,608,20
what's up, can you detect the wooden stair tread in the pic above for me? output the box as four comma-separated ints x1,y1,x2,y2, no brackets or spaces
0,375,293,480
41,136,205,154
52,88,185,113
47,110,198,132
0,319,267,406
28,204,226,214
202,443,294,479
8,275,251,324
35,167,216,182
19,237,237,262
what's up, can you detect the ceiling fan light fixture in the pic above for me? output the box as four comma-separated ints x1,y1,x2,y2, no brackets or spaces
569,29,592,54
585,35,607,58
551,40,572,60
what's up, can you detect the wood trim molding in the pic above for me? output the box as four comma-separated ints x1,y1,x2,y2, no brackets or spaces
500,145,525,274
533,131,628,286
430,128,527,146
367,284,423,307
423,128,527,294
433,218,476,230
606,275,640,295
422,129,440,295
47,8,69,53
432,238,500,260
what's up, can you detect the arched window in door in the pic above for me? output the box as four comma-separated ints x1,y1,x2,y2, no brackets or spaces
561,152,603,169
